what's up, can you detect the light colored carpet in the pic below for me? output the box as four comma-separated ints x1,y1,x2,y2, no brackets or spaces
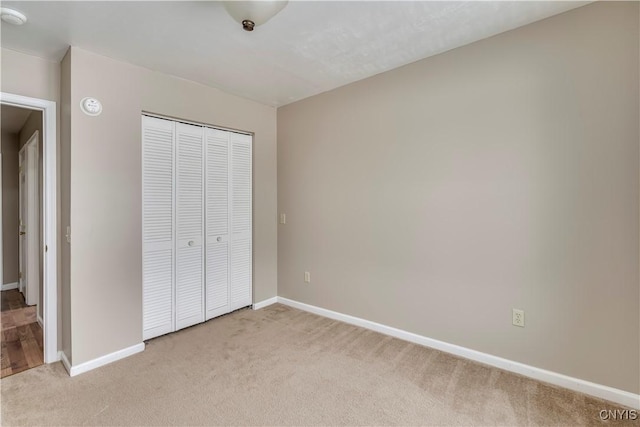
0,304,630,426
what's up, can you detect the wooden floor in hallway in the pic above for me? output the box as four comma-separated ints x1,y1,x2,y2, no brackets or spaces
1,289,43,378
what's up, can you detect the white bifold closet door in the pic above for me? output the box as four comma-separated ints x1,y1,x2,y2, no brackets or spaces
142,116,175,340
205,128,230,320
230,132,252,311
175,122,205,330
143,115,252,341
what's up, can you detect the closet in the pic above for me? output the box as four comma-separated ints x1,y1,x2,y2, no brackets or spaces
142,115,252,341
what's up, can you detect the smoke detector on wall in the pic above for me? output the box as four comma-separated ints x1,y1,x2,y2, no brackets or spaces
80,97,103,116
0,8,27,25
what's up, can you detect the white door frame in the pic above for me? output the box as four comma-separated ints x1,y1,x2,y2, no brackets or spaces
18,144,26,294
19,132,40,306
0,92,58,363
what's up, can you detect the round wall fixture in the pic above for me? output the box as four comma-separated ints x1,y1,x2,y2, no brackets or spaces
80,97,103,116
1,8,27,25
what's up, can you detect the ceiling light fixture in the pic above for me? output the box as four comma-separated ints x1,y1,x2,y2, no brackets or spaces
0,7,27,25
223,1,288,32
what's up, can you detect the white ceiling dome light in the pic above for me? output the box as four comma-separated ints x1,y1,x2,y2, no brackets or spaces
1,7,27,25
223,1,288,32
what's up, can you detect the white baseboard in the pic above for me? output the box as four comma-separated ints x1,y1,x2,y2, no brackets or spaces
252,296,278,310
60,343,145,377
37,313,43,328
277,297,640,410
2,282,18,291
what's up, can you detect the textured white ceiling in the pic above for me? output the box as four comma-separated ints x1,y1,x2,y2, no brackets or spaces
1,1,589,107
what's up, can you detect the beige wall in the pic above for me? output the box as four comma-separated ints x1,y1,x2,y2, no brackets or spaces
19,111,44,320
1,48,60,103
1,131,19,284
277,1,639,394
68,47,278,365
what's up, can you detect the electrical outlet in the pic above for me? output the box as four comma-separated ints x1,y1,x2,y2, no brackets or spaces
512,309,525,327
279,213,286,224
304,271,311,283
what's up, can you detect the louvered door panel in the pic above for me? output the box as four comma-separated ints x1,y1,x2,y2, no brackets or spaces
175,122,204,330
176,246,202,325
205,129,230,319
230,132,252,310
143,249,173,338
206,242,228,318
231,134,252,234
230,236,252,309
206,129,229,236
142,116,175,340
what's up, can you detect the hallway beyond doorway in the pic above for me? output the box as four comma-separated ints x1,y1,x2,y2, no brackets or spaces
1,289,43,377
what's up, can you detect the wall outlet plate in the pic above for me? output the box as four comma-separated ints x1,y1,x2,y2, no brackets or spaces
304,271,310,283
512,309,525,327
